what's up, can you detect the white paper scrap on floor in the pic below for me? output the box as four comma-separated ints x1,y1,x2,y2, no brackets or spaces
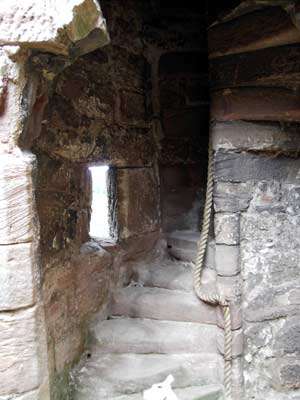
143,375,179,400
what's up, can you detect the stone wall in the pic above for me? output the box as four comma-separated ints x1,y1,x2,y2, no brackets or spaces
208,5,300,397
0,1,109,399
30,43,159,400
212,122,300,399
7,3,300,400
26,0,210,395
212,148,300,396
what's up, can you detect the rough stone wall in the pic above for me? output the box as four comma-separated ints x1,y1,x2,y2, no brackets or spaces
208,5,300,396
0,1,109,399
212,121,300,400
25,3,211,394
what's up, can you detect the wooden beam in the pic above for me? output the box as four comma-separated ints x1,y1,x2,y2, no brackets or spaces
210,44,300,89
208,7,300,58
210,87,300,121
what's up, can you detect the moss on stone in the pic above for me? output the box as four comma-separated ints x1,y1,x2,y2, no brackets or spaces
50,369,74,400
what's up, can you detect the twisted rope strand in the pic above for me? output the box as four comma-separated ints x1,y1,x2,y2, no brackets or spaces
193,143,233,399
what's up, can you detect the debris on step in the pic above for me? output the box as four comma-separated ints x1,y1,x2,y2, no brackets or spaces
143,374,178,400
110,384,223,400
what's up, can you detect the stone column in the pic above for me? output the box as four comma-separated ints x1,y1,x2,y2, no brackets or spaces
212,120,300,400
0,48,50,400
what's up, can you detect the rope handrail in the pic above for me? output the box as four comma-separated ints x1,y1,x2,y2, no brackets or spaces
193,141,233,400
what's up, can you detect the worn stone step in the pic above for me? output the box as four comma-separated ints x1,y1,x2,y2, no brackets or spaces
132,258,216,293
90,318,218,354
167,230,215,266
73,352,224,399
111,286,218,325
111,384,223,400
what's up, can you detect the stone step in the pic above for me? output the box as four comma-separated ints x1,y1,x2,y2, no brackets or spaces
90,318,218,354
132,258,216,293
167,230,215,266
111,384,223,400
73,352,224,399
111,286,218,325
132,258,193,292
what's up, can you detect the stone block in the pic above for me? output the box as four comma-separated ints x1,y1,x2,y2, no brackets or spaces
132,258,193,292
75,243,112,319
215,245,240,277
0,243,36,311
0,0,109,55
211,87,300,122
166,231,216,268
91,318,218,354
73,353,223,398
210,44,300,91
0,60,25,149
208,7,300,58
282,184,300,216
110,48,148,91
114,168,160,239
0,388,45,400
214,182,252,213
211,121,300,152
217,328,243,358
275,317,300,355
215,213,240,245
112,286,218,325
231,357,244,400
54,328,83,373
0,307,41,395
43,261,77,340
215,151,300,183
217,275,242,301
120,231,160,263
0,155,35,244
241,212,300,299
248,181,284,213
120,90,146,124
271,356,300,390
217,303,242,331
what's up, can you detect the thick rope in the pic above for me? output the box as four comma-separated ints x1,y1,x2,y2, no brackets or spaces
193,143,233,400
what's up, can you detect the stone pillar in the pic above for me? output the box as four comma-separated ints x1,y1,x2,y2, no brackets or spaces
212,120,300,400
212,134,245,400
0,51,50,399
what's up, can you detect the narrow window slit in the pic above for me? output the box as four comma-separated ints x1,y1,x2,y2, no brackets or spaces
89,165,111,239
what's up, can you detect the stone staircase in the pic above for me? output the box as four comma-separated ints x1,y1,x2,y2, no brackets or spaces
72,232,224,400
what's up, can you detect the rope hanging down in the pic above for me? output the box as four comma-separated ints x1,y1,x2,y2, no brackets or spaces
193,142,233,400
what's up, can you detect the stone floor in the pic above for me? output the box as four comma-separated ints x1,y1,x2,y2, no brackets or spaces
71,232,224,399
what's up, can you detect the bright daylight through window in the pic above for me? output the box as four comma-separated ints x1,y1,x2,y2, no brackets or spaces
89,165,110,239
